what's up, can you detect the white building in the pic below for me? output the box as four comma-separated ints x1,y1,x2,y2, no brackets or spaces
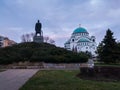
64,26,97,56
0,36,4,47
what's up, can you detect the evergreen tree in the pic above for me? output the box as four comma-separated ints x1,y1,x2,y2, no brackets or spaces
116,42,120,62
97,41,103,60
97,29,118,63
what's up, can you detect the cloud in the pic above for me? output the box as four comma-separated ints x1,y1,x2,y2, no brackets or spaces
0,0,120,47
0,27,23,42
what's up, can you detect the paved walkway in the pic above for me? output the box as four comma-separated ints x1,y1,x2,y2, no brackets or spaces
0,69,39,90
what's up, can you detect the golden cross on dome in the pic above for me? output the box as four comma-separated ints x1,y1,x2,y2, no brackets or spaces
79,24,81,27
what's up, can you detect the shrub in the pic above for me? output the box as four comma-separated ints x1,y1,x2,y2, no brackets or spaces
0,42,88,64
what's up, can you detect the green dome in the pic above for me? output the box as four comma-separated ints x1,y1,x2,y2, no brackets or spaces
73,27,88,34
78,38,90,42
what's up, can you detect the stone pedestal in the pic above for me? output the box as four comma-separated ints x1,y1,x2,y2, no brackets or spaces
33,35,43,43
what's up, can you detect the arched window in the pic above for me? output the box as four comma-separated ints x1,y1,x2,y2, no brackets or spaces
72,39,74,42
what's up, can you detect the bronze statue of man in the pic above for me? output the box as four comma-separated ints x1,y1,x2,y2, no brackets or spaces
35,20,42,36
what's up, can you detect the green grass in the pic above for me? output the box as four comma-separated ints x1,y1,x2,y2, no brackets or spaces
95,63,120,67
19,70,120,90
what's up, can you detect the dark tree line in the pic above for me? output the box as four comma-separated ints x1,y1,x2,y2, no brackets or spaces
97,29,120,64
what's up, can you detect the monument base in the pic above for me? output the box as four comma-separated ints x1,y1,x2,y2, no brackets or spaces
33,35,43,43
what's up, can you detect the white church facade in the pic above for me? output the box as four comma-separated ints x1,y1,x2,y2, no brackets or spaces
64,26,97,56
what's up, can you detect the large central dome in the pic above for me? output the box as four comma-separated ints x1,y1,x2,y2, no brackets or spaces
73,27,88,34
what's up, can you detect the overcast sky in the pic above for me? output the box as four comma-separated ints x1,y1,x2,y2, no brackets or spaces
0,0,120,47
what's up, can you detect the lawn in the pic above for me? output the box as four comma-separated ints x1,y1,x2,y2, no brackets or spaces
95,62,120,67
95,64,120,68
20,70,120,90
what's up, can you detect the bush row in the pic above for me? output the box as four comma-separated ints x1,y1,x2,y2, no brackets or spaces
0,42,88,64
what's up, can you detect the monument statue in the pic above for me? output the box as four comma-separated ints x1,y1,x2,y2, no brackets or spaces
35,20,42,36
33,20,43,43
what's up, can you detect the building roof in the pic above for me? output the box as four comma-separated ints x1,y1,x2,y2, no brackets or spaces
65,39,70,44
73,27,88,34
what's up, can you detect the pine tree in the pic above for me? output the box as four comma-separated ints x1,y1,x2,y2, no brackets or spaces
97,41,104,60
97,29,118,63
116,42,120,62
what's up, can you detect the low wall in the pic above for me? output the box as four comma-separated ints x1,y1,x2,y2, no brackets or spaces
0,63,84,70
43,63,81,70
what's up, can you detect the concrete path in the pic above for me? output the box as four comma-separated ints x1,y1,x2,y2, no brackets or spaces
0,69,39,90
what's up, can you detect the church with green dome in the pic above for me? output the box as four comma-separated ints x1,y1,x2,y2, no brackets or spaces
64,26,97,56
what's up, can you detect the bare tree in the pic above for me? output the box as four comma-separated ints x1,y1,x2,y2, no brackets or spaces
21,33,35,42
43,36,55,45
21,34,26,42
26,34,31,42
31,33,35,38
30,33,35,41
44,36,49,43
21,33,55,45
49,39,55,45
